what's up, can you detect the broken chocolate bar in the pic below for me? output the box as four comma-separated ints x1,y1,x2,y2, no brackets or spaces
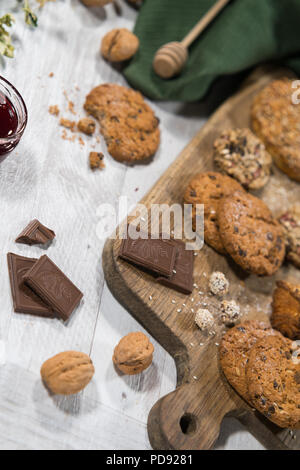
157,240,194,294
16,219,55,246
119,235,177,278
7,253,54,317
23,255,83,321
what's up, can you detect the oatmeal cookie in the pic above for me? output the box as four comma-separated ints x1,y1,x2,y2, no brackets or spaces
246,335,300,429
251,78,300,182
84,84,160,163
214,128,272,189
183,172,244,254
218,191,285,276
113,332,154,375
271,280,300,340
278,205,300,268
220,321,279,401
101,28,139,62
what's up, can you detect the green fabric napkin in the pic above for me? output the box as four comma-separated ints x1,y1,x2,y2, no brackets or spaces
124,0,300,101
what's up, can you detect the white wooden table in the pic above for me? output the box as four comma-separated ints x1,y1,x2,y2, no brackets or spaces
0,0,264,450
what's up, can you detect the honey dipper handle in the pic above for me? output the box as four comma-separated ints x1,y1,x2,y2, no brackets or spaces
181,0,231,49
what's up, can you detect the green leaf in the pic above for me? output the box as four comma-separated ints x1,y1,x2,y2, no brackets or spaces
0,14,15,58
23,0,38,27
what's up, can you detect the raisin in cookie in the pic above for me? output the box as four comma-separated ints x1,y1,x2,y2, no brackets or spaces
218,191,285,276
101,28,139,62
246,335,300,429
251,78,300,182
271,280,300,340
220,321,279,401
214,128,272,190
84,84,160,163
278,205,300,268
183,172,244,254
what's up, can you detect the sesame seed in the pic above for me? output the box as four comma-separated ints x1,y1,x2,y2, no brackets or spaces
172,300,176,304
193,376,198,380
149,295,153,300
177,308,182,313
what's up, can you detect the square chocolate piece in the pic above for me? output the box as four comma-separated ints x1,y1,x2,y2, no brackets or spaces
23,255,83,321
119,235,177,278
7,253,54,317
157,240,194,294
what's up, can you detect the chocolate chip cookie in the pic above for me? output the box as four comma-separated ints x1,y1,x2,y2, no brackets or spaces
220,321,279,401
183,172,244,254
218,191,285,276
271,280,300,340
214,128,272,189
251,78,300,182
278,205,300,269
84,84,160,163
246,335,300,429
101,28,139,62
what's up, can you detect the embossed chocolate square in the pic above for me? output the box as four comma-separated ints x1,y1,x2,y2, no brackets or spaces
119,235,177,278
157,239,194,294
23,255,83,321
7,253,54,317
16,219,55,246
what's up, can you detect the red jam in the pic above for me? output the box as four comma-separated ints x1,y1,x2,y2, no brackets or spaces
0,91,18,139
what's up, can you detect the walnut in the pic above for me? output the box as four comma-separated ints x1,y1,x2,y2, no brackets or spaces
113,332,154,375
78,118,96,136
101,28,139,62
41,351,95,395
271,280,300,340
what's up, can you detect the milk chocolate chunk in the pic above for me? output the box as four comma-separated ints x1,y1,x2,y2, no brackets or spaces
23,255,83,321
16,219,55,246
7,253,54,317
119,233,176,277
157,240,194,294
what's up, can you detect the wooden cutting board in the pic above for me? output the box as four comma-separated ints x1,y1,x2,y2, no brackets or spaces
102,66,300,450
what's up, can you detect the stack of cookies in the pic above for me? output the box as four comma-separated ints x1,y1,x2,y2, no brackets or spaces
184,171,285,276
220,320,300,429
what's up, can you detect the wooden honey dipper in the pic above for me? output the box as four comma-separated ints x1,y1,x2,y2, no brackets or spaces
153,0,231,79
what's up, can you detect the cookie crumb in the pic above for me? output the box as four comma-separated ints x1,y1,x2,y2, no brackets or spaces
220,300,241,325
59,118,76,132
49,105,60,116
195,309,214,331
209,271,229,296
78,118,96,136
89,152,105,170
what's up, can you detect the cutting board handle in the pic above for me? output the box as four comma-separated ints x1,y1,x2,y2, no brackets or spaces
148,382,236,450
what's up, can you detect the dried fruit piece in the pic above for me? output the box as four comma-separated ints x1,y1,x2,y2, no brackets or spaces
41,351,94,395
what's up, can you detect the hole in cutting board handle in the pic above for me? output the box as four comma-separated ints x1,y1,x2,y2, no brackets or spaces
179,413,197,435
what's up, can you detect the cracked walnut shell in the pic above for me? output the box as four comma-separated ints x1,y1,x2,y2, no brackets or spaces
113,332,154,375
41,351,95,395
271,280,300,340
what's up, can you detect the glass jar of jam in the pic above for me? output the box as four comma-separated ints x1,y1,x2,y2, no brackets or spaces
0,76,27,156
